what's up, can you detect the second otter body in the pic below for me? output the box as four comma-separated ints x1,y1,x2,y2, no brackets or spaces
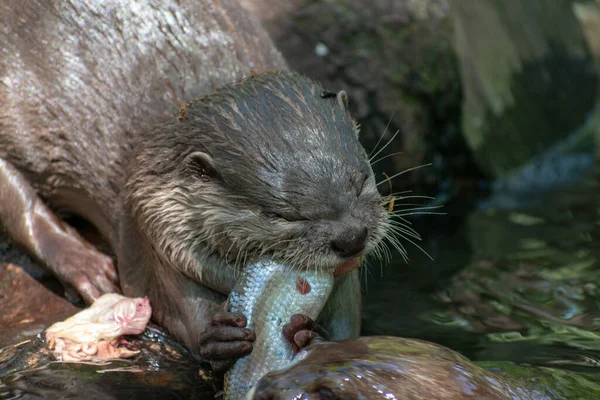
0,0,389,358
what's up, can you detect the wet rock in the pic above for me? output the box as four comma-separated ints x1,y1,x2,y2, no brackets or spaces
0,327,217,400
251,336,557,399
0,263,78,346
574,1,600,70
572,0,600,159
449,0,599,178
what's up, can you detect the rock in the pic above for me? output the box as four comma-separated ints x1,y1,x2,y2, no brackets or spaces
572,1,600,159
448,0,599,178
0,327,217,400
574,1,600,70
0,263,78,346
250,336,558,399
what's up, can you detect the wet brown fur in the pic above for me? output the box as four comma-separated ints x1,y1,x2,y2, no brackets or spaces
0,0,388,353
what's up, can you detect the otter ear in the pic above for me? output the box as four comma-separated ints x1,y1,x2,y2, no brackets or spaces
337,90,350,111
337,90,360,137
183,151,220,181
321,89,358,136
320,89,350,111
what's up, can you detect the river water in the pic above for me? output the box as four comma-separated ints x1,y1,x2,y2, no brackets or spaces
363,157,600,396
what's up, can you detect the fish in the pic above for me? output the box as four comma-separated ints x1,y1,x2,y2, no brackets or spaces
223,260,335,399
44,293,152,362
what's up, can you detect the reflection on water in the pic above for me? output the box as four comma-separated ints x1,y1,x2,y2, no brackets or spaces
363,163,600,393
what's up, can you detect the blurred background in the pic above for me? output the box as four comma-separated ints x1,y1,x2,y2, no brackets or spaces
240,0,600,380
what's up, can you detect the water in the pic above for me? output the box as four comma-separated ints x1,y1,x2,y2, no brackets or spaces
363,161,600,392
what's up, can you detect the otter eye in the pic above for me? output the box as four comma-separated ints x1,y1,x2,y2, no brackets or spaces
264,210,305,222
264,211,279,219
184,151,220,182
264,211,290,220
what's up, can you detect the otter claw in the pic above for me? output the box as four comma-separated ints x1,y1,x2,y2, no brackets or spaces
283,314,328,353
198,310,256,373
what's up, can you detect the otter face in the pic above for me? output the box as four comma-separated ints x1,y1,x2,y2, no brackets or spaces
179,71,388,274
131,71,389,283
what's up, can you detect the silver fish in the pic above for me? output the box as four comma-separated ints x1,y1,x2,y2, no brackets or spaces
223,260,334,400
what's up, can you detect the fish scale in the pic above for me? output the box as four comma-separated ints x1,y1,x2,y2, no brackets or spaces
223,260,334,399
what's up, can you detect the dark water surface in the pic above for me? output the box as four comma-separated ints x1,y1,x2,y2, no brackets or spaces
363,161,600,394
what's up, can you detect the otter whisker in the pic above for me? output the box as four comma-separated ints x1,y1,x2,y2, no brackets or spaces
370,151,404,166
375,220,393,262
379,240,393,264
375,163,433,187
382,227,408,258
389,204,444,214
392,202,438,208
366,247,378,267
387,221,421,241
368,235,384,262
369,129,400,164
240,248,252,270
393,211,446,217
238,241,261,269
394,215,415,226
365,244,386,277
385,190,415,197
381,239,393,263
386,224,418,241
386,223,422,241
388,215,419,225
385,235,409,263
359,258,377,293
397,232,433,262
385,222,434,262
387,216,420,230
368,112,396,159
393,195,436,201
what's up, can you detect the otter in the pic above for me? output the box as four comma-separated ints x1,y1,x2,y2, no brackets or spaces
0,0,389,368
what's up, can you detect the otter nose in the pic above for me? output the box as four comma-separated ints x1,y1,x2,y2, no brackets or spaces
331,227,368,258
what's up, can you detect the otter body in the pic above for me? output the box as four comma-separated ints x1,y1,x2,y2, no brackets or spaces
0,0,388,359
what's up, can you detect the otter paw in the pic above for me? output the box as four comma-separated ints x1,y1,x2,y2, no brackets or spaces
198,310,256,373
52,246,120,305
282,314,328,353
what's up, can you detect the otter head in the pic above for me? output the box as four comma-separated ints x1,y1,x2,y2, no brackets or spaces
127,70,389,292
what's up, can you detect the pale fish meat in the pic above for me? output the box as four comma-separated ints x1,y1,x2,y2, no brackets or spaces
44,293,152,362
223,260,335,399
